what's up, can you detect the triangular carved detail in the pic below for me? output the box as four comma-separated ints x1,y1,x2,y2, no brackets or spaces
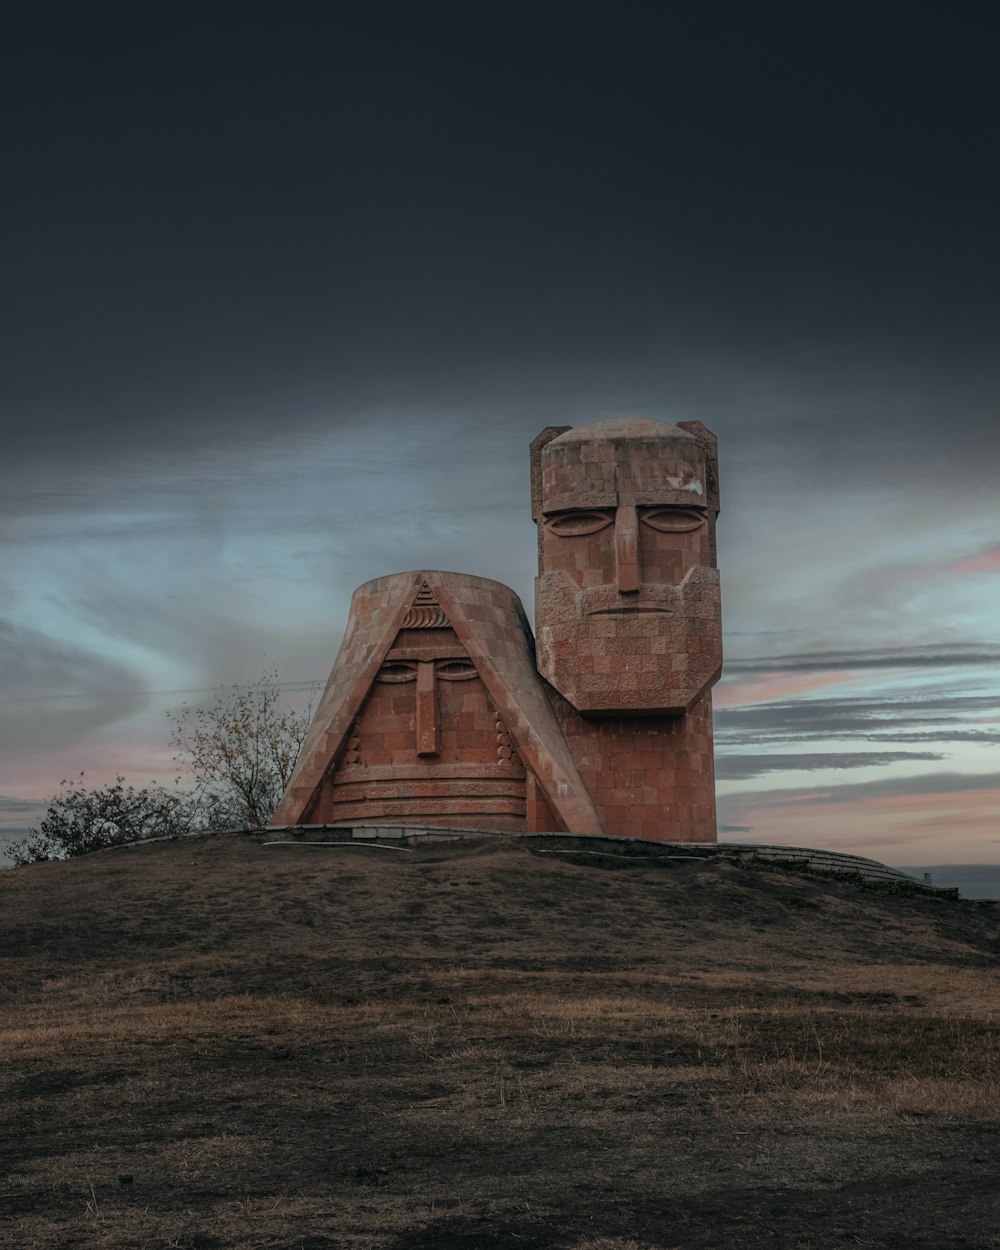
402,582,450,629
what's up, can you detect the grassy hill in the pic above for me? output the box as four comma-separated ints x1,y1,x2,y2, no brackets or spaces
2,832,999,1249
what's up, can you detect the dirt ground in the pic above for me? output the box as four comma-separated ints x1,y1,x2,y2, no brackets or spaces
2,832,999,1249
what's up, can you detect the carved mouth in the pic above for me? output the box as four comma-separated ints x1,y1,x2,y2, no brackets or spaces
588,606,674,615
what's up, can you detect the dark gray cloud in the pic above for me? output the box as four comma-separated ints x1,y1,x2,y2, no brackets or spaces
716,769,1000,852
860,730,1000,744
729,771,1000,807
724,644,1000,675
716,752,945,781
0,796,45,815
0,797,48,843
2,5,999,496
715,694,1000,745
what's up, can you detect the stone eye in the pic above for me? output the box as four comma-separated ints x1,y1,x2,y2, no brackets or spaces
640,508,706,533
435,660,478,681
376,662,418,683
544,510,614,536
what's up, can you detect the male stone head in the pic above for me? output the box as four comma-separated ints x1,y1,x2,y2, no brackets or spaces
531,416,722,715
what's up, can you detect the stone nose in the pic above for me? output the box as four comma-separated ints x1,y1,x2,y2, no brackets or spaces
415,660,440,757
614,503,640,593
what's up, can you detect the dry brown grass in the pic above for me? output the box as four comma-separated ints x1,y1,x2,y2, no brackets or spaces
2,833,999,1249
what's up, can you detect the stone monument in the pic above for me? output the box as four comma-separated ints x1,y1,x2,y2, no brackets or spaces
271,416,722,841
530,417,721,839
271,571,602,834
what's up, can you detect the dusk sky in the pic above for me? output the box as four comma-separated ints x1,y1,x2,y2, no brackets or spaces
3,4,998,867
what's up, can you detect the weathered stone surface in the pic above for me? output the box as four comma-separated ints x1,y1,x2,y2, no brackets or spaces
531,416,722,841
271,572,601,834
272,416,722,844
532,416,722,715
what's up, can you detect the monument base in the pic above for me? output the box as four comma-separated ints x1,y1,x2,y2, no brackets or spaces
262,824,953,892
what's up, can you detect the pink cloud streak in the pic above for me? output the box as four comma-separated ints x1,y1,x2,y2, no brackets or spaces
947,546,1000,576
857,542,1000,593
728,786,1000,863
714,670,852,710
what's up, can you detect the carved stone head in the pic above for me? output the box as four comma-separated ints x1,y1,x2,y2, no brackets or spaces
271,571,601,833
531,416,722,715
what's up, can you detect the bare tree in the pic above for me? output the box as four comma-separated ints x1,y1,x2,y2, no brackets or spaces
9,671,313,866
167,670,313,829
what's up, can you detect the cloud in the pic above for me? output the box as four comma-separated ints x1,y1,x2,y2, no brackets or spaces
0,795,45,814
948,545,1000,576
718,774,1000,862
715,693,1000,744
852,543,1000,597
0,619,146,754
723,642,1000,675
726,770,1000,808
714,671,854,710
0,795,48,834
852,729,1000,742
715,751,945,780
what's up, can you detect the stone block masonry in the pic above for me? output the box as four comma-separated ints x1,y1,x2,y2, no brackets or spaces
271,415,724,842
530,417,722,839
